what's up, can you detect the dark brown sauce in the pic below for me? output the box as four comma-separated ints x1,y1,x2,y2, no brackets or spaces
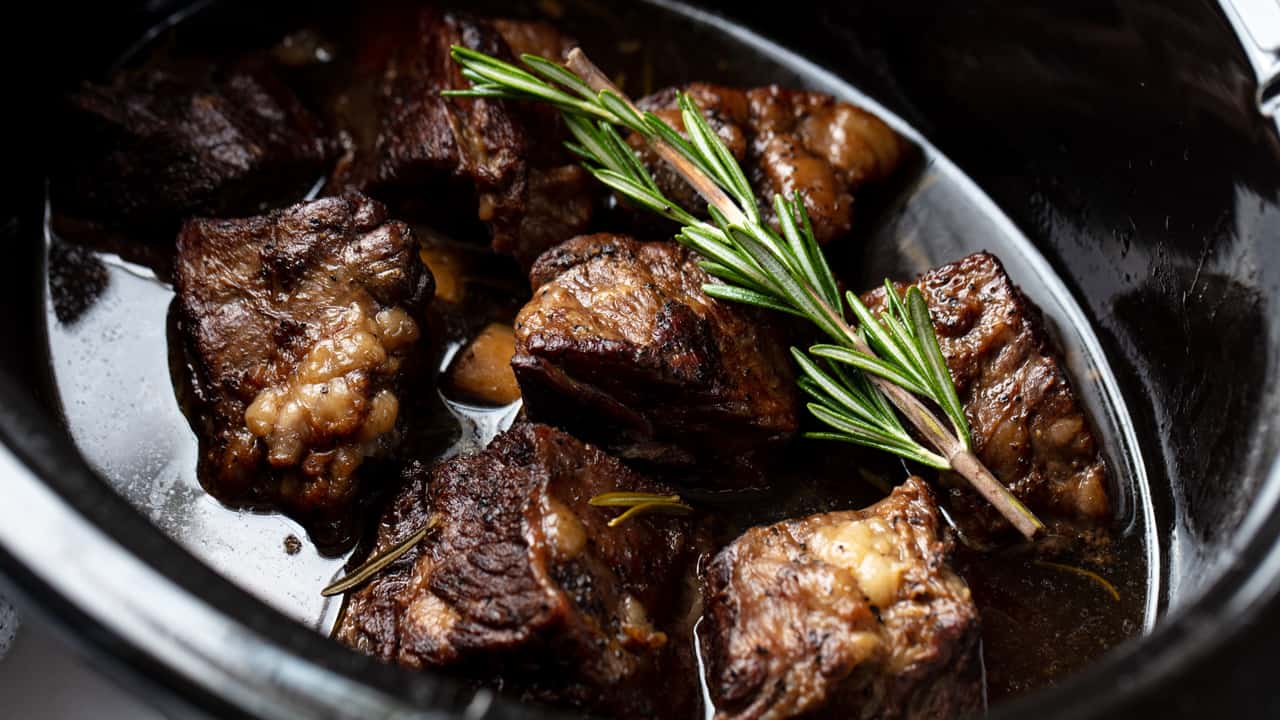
954,540,1146,701
44,0,1155,711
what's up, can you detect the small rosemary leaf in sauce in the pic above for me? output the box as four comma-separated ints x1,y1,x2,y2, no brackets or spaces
321,515,441,597
589,492,693,527
1033,560,1121,602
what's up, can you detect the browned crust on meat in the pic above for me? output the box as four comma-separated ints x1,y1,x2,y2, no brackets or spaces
634,83,905,245
512,233,798,479
174,192,432,552
336,10,591,269
336,423,704,718
703,477,981,720
54,63,335,236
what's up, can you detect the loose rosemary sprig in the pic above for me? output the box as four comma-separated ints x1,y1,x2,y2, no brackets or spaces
446,47,1042,539
589,492,694,527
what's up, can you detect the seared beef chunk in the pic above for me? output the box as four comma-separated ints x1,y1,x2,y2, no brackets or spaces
511,234,799,481
863,253,1111,549
339,9,591,268
444,322,521,406
336,423,704,718
55,65,334,235
175,192,432,551
633,83,905,244
702,477,981,720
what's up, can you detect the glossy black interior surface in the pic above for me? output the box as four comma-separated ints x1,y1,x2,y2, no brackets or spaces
808,1,1280,623
2,1,1279,717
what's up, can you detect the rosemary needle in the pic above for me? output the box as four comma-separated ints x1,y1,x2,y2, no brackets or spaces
590,492,693,527
321,515,442,597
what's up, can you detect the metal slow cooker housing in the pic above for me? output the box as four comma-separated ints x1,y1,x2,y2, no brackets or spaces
3,0,1280,717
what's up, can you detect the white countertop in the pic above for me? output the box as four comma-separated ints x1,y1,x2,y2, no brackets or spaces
0,593,166,719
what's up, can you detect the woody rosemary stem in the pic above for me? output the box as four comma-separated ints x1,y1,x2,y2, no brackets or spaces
563,49,1041,539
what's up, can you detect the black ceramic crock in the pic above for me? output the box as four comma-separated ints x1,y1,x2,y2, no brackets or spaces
1,1,1278,718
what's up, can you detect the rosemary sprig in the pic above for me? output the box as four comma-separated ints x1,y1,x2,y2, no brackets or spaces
589,492,694,527
446,47,1043,539
320,514,441,597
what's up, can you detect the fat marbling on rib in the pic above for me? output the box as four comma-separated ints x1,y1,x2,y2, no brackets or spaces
174,191,433,552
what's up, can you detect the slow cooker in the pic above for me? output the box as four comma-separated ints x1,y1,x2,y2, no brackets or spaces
1,0,1278,717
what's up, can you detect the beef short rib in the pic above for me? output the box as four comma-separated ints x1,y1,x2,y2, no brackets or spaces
174,192,432,552
512,233,799,485
702,477,982,720
55,64,335,236
335,9,592,269
335,423,705,718
863,252,1112,550
633,83,905,245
